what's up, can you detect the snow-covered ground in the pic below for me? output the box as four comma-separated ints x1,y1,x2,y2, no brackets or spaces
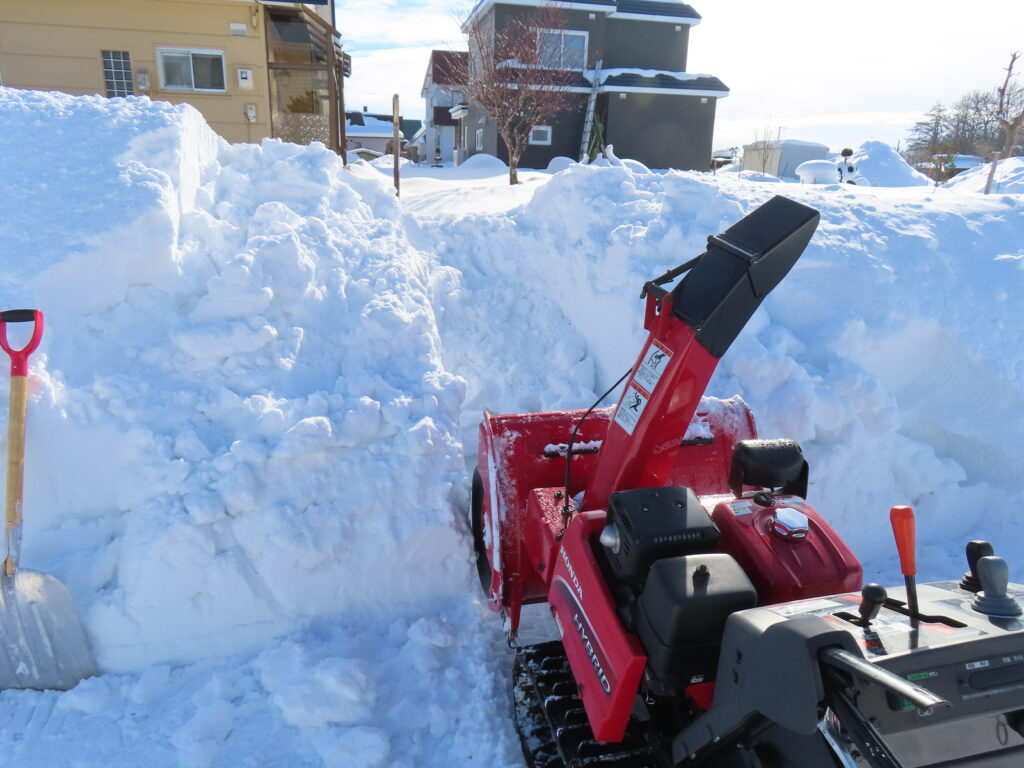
0,90,1022,766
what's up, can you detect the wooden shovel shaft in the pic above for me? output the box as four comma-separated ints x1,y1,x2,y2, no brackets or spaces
4,375,27,578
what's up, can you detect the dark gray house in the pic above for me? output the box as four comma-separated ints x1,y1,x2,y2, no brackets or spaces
458,0,728,170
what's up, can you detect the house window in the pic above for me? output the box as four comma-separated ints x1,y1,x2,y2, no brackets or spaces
158,48,227,92
528,125,552,146
536,29,587,70
475,128,484,151
102,50,134,97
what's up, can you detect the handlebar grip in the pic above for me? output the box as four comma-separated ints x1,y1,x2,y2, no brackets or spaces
0,309,44,377
0,309,37,323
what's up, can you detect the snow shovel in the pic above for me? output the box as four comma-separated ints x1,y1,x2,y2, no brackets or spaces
0,309,96,690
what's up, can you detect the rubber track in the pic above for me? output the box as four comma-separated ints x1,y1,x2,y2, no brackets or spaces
512,641,664,768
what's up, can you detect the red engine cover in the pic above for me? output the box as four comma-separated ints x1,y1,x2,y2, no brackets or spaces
548,511,646,743
709,494,862,603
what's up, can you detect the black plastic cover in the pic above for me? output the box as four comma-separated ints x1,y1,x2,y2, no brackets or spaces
602,486,719,595
637,553,757,688
728,439,809,498
672,196,820,358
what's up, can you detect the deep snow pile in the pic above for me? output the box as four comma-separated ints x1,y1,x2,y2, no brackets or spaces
846,140,930,187
945,155,1024,193
0,89,520,767
1,89,1023,766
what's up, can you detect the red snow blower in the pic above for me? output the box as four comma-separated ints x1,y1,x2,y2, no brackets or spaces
470,196,1024,767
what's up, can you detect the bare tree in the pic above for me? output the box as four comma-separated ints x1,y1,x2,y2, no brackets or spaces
747,119,777,176
985,51,1024,194
460,4,582,184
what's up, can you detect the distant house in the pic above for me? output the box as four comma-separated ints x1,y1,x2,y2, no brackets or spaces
742,140,829,179
458,0,729,170
416,50,468,164
0,0,349,152
345,110,422,156
942,154,985,176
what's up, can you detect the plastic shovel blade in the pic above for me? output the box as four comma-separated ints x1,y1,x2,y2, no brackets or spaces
0,569,97,690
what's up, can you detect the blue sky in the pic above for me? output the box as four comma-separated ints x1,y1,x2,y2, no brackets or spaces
337,0,1024,152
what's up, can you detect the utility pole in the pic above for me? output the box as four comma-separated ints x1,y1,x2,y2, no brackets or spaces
338,52,348,165
393,93,401,197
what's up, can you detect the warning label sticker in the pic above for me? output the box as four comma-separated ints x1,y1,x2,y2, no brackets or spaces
768,598,842,617
633,339,673,394
614,381,650,435
728,501,754,516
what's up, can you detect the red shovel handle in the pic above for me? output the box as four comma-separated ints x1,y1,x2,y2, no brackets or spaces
0,310,44,377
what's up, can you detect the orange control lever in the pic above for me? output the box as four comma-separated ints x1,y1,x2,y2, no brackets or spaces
890,505,917,576
890,505,919,619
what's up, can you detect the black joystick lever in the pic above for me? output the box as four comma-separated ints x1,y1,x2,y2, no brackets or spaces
972,556,1023,618
959,540,994,593
858,583,888,626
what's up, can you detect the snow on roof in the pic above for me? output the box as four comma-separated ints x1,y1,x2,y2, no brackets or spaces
346,115,404,139
585,68,729,95
464,0,698,30
613,1,700,20
744,139,830,151
586,68,716,85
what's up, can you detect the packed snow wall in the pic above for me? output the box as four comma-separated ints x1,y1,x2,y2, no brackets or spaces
0,90,473,672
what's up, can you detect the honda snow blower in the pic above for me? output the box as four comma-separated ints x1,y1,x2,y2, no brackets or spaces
470,196,1024,768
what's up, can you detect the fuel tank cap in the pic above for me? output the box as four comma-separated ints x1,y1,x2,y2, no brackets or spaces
771,506,809,541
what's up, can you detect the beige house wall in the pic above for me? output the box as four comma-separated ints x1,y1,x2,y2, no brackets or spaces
0,0,282,144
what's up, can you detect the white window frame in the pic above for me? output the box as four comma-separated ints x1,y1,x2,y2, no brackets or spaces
157,47,227,93
528,125,552,146
535,28,588,70
475,128,484,151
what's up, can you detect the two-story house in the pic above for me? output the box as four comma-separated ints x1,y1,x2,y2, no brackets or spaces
416,50,469,164
0,0,348,152
459,0,728,170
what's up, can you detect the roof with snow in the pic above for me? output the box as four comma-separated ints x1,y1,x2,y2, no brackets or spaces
601,72,727,94
346,114,404,139
614,1,700,20
744,139,830,151
346,111,421,140
464,0,701,28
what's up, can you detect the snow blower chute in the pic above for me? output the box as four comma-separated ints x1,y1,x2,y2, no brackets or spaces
470,196,1024,768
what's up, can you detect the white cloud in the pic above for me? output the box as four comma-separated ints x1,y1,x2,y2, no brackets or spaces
335,0,1024,150
339,1,464,48
344,47,441,117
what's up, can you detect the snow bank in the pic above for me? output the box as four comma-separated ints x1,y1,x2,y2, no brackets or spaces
0,90,471,673
458,152,507,170
546,155,577,173
2,89,1024,766
848,140,930,187
945,156,1024,194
